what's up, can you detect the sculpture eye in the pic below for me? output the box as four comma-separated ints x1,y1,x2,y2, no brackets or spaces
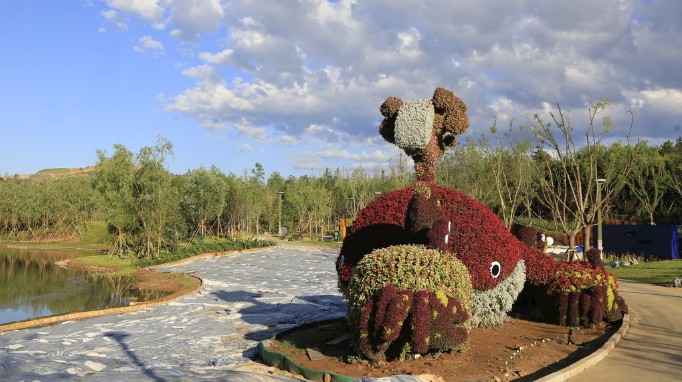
490,261,501,278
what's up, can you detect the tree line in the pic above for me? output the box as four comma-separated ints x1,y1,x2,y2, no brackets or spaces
1,101,680,254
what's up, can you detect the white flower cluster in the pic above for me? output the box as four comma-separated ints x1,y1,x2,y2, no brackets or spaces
470,260,526,327
394,98,435,152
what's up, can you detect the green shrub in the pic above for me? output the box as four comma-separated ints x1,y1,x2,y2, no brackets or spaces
134,239,274,267
346,245,472,360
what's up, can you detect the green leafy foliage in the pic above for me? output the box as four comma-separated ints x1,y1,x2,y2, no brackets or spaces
133,239,274,267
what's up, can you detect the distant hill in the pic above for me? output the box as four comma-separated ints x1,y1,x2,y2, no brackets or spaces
4,166,96,181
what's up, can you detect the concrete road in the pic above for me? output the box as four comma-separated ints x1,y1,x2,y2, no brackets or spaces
570,279,682,382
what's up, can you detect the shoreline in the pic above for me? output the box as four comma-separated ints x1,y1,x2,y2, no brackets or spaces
0,246,275,334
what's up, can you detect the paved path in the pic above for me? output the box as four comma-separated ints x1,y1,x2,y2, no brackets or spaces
569,279,682,382
0,246,346,381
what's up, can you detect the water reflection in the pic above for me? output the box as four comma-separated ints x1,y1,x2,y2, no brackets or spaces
0,248,171,325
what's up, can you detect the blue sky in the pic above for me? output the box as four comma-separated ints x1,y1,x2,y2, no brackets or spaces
1,1,681,177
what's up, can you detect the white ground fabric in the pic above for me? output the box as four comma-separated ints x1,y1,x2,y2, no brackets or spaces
0,246,347,381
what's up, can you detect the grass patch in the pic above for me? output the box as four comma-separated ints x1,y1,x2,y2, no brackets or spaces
77,221,111,245
73,254,137,276
36,168,71,174
156,272,196,288
134,239,275,268
609,259,682,285
289,240,342,249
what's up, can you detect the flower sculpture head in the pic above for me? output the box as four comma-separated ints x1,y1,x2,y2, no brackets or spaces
379,87,469,184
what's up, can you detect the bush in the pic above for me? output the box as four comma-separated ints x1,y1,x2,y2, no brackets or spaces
134,239,274,267
586,248,603,268
346,245,472,361
510,224,541,249
547,261,627,325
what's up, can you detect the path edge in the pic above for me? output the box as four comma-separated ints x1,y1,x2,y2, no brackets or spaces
536,313,630,382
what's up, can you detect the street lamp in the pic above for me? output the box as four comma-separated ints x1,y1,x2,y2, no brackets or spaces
350,197,356,216
277,191,284,237
595,178,606,254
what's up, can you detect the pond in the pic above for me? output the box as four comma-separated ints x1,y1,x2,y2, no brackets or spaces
0,248,170,326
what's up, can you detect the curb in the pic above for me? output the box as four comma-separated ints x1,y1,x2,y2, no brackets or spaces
536,313,630,382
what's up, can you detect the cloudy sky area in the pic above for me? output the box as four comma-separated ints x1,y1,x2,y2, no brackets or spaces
1,0,681,177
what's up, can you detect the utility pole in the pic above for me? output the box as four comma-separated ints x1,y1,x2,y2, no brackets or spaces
278,191,284,237
596,178,606,257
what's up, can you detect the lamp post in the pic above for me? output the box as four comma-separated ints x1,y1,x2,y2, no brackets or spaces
350,197,356,216
596,178,606,254
277,191,284,237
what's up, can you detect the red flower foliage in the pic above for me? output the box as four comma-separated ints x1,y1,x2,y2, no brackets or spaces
338,263,354,282
510,224,542,249
411,290,431,354
429,293,469,351
568,291,581,327
586,248,604,268
373,285,397,340
405,190,442,245
358,296,376,359
590,285,606,324
355,286,468,361
338,185,534,291
580,292,592,326
557,292,568,326
380,289,413,343
523,248,559,285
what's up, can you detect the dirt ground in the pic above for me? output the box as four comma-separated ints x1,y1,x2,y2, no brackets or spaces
263,316,619,382
64,260,201,302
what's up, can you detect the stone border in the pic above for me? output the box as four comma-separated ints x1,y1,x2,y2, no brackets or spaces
536,313,630,382
0,246,273,334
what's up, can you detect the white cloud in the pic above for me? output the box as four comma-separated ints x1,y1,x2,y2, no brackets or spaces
133,35,164,54
167,0,224,41
238,143,254,152
234,118,268,140
101,0,682,172
640,88,682,115
107,0,164,22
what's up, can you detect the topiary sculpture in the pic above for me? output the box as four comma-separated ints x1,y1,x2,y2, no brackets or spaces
346,245,472,361
337,87,627,353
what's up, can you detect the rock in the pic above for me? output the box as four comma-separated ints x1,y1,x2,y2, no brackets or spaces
84,361,107,372
415,374,445,382
306,347,325,361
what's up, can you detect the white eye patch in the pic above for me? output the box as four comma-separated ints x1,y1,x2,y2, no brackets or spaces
490,261,501,278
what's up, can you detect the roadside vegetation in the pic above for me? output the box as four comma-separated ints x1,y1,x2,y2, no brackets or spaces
608,259,682,286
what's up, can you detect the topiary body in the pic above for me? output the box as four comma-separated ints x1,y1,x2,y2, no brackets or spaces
347,245,472,360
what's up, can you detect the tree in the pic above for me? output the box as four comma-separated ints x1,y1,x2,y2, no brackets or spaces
485,120,537,229
94,144,137,258
181,166,227,242
627,142,669,224
132,137,175,259
437,139,496,206
530,99,633,248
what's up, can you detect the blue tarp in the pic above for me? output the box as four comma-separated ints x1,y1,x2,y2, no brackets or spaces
603,224,680,260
